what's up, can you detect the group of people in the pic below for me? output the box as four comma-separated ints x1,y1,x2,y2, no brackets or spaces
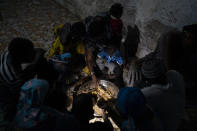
0,2,197,131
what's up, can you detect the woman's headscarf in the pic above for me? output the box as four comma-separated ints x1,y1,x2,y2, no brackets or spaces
15,79,49,128
117,87,146,119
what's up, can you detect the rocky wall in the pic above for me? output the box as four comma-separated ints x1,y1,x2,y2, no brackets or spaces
55,0,197,57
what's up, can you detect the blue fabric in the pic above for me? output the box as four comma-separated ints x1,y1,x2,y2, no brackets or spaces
49,53,72,73
15,79,49,128
98,49,123,65
117,87,146,119
60,52,72,61
121,118,135,131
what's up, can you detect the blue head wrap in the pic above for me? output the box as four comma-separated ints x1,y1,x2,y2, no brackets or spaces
117,87,146,119
15,79,49,128
98,49,123,65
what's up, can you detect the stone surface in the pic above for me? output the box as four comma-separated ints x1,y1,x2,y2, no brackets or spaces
135,0,197,57
55,0,197,58
0,0,79,53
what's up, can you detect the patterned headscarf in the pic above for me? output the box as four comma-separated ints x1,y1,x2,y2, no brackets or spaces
97,49,123,65
15,79,49,128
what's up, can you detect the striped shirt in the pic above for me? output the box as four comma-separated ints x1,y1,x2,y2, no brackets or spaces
0,51,22,93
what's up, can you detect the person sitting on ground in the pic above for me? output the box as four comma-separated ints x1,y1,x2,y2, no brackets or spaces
139,57,185,131
0,38,36,121
134,30,183,88
48,21,89,81
116,87,154,131
53,53,87,90
138,30,183,72
48,21,86,57
15,79,80,131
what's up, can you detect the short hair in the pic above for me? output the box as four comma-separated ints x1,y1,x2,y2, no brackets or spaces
8,37,35,63
110,3,123,18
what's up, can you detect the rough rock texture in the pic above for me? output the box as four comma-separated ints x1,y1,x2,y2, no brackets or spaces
1,0,197,56
55,0,136,29
55,0,197,57
0,0,79,53
135,0,197,57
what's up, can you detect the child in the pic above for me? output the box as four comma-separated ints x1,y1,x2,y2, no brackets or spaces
0,38,36,121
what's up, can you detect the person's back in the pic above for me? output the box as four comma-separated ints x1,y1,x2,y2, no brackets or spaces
48,22,86,57
140,58,185,131
117,87,154,131
0,38,35,89
0,38,36,121
15,79,80,131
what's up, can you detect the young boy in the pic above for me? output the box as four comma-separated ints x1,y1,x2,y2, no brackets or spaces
0,38,36,121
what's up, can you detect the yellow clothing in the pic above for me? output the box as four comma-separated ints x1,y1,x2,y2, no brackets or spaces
54,24,64,37
83,66,90,75
48,24,90,75
48,39,85,57
48,24,85,57
48,37,64,57
76,42,85,55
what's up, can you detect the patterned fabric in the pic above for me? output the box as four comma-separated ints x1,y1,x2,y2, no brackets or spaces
15,79,49,128
97,49,123,65
0,50,23,110
0,51,22,89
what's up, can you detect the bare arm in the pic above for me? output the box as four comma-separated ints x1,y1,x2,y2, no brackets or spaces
86,48,97,82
